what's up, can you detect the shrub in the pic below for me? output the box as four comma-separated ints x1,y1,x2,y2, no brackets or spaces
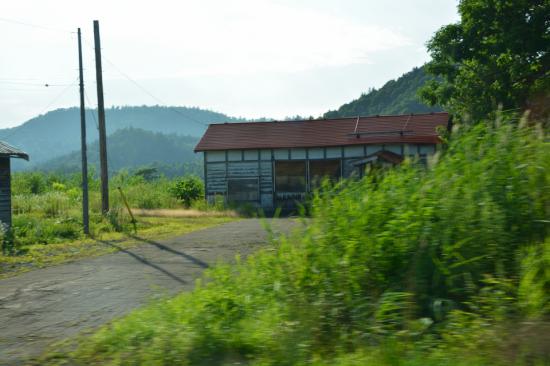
12,172,47,194
170,176,204,208
41,192,71,218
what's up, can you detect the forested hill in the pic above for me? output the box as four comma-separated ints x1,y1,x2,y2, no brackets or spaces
324,66,442,118
0,106,239,169
35,128,202,177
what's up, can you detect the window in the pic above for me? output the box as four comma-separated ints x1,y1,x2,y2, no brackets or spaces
206,151,225,162
419,145,436,155
227,178,259,202
309,160,341,188
290,148,306,159
344,146,364,158
228,150,242,161
274,149,289,160
384,144,402,154
326,147,342,158
275,161,306,192
260,149,272,160
308,148,324,159
244,150,259,161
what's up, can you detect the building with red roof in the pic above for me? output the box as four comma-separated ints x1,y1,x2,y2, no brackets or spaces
195,112,449,211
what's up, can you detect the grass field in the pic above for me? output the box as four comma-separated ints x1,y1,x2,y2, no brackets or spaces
1,172,237,278
0,214,238,279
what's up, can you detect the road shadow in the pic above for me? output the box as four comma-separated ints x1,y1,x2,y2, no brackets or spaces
97,240,187,285
128,235,209,269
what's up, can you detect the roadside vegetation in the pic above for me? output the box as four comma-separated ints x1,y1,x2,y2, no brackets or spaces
39,115,549,366
0,172,236,278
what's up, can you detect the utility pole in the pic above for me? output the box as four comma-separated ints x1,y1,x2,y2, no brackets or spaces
77,28,90,234
93,20,109,214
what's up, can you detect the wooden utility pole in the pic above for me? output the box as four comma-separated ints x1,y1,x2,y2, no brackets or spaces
77,28,90,234
93,20,109,214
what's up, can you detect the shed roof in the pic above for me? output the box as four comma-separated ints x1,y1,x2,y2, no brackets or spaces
195,112,449,152
0,141,29,160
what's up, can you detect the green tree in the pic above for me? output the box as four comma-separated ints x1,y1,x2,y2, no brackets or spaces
421,0,550,121
170,176,204,208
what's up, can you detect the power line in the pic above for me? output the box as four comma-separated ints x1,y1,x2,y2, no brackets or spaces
0,77,39,81
84,90,117,175
36,79,78,116
0,87,54,92
83,90,100,131
0,79,78,142
81,38,209,128
0,17,72,33
0,80,75,87
105,57,209,127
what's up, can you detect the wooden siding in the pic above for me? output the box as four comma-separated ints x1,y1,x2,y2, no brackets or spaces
0,158,11,227
203,144,437,211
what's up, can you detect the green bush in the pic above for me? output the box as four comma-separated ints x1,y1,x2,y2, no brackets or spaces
170,176,204,208
12,215,82,246
12,172,47,194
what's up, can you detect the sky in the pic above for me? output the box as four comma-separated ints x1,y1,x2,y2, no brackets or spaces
0,0,459,128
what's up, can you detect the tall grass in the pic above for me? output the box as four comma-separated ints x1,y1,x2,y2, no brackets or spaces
7,172,209,250
39,118,549,365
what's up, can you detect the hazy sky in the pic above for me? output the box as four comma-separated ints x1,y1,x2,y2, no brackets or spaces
0,0,459,128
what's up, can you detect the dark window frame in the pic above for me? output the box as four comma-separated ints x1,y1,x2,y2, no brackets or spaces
308,159,342,190
226,177,260,203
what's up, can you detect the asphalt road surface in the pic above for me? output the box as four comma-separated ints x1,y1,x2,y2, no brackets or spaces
0,218,296,365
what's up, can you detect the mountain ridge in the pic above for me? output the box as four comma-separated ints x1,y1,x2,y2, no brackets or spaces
35,127,202,177
0,105,240,169
324,66,442,118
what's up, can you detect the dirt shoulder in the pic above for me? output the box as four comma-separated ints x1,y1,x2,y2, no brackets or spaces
0,218,296,365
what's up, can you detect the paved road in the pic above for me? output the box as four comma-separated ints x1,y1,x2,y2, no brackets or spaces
0,219,295,365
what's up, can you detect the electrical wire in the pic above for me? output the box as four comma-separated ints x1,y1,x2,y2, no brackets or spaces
84,91,117,175
0,17,72,33
82,38,209,128
0,79,78,142
83,90,100,131
105,56,209,127
36,79,78,116
0,80,75,87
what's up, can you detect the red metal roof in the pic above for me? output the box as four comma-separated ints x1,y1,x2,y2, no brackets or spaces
195,112,449,152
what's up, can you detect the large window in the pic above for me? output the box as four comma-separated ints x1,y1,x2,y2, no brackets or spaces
309,160,341,188
275,161,306,210
275,161,306,193
227,178,259,203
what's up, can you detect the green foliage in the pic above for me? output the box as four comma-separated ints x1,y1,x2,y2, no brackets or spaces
5,171,211,251
325,67,442,118
12,171,48,194
43,118,549,365
35,128,203,177
12,215,82,246
110,171,180,209
191,194,226,211
170,176,205,208
421,0,550,121
518,240,550,318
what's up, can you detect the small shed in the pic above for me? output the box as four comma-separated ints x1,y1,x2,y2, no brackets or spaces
0,141,29,228
195,112,449,212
